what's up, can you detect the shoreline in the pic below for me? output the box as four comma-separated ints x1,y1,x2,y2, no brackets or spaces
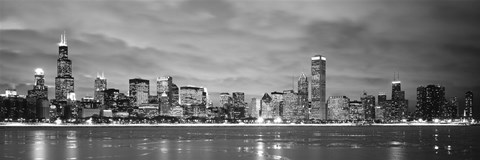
0,122,473,128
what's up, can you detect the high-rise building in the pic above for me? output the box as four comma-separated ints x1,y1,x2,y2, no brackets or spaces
416,85,445,120
444,97,458,119
179,86,206,106
390,73,408,120
157,76,177,115
378,93,387,106
220,92,231,108
327,96,350,121
311,55,326,120
27,68,49,119
55,32,75,101
104,88,119,109
247,98,258,117
28,68,48,99
94,72,107,105
349,100,364,121
361,92,376,120
464,91,473,118
129,78,149,106
260,93,273,119
271,91,284,118
297,73,308,107
283,90,303,120
232,92,246,118
232,92,245,107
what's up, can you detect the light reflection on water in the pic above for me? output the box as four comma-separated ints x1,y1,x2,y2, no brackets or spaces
0,127,479,160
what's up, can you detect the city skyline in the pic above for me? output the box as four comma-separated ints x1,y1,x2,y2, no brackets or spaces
1,0,480,110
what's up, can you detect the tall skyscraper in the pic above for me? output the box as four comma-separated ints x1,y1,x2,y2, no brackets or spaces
55,32,75,101
464,91,473,118
297,73,308,107
311,55,326,120
390,73,408,120
94,72,107,104
361,92,376,120
129,78,149,106
416,85,445,120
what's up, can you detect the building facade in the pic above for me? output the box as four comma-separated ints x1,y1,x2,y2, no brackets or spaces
94,73,107,105
464,91,473,119
129,78,149,106
327,96,350,121
311,55,326,120
361,92,376,121
297,73,308,107
416,85,445,120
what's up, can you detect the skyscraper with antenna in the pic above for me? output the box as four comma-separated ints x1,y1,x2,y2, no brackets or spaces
55,32,75,101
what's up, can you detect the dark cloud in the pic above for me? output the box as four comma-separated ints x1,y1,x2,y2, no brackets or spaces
1,0,479,107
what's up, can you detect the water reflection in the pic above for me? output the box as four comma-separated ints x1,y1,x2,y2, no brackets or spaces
32,131,46,160
1,127,478,160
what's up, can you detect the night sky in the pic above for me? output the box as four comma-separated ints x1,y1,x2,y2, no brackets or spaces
1,0,479,110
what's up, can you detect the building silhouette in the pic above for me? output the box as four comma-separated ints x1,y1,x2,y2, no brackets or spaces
129,78,149,106
310,55,326,120
55,32,75,101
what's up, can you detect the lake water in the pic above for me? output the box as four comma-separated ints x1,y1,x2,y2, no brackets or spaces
1,126,479,160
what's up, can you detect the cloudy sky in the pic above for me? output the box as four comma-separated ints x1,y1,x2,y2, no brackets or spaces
1,0,479,110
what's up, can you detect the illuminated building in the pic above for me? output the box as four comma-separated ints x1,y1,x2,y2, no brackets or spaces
104,88,119,109
361,92,376,120
220,92,231,107
94,72,107,104
129,78,149,106
311,55,326,120
416,85,445,120
27,68,49,119
260,93,273,118
349,100,364,121
247,98,259,117
327,96,350,121
271,91,284,118
390,73,408,120
378,93,387,106
297,73,308,107
464,91,473,119
179,86,208,117
157,76,179,115
55,32,75,101
232,92,246,118
444,97,458,119
283,90,303,120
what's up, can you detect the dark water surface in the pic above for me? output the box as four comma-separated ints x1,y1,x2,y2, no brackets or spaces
1,126,479,160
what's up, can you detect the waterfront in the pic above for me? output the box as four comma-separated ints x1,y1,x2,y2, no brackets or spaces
1,126,479,160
